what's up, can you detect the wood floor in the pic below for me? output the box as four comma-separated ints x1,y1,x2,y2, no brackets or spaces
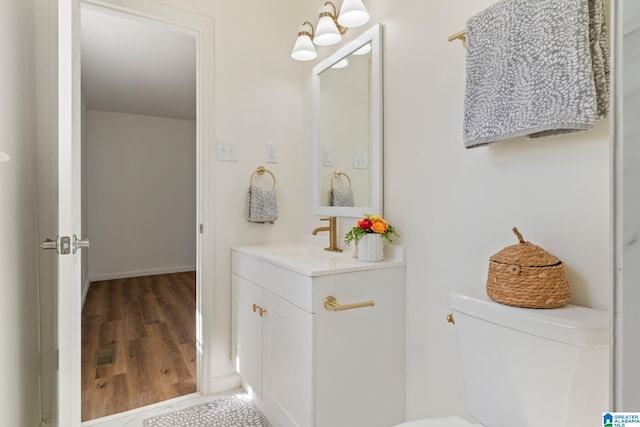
81,272,196,421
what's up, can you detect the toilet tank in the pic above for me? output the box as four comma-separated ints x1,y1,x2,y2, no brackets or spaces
450,290,610,427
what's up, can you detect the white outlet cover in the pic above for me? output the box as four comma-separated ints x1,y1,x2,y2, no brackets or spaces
265,142,278,163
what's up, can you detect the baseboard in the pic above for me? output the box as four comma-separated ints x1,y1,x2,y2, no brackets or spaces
89,265,196,282
210,372,242,394
81,277,91,309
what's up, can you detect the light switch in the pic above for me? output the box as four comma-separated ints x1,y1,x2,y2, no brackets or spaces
217,139,238,161
353,151,368,169
323,148,334,167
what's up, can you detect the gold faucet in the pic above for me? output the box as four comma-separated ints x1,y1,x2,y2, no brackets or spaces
312,216,342,252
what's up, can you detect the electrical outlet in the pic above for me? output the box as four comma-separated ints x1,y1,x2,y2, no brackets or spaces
216,139,238,161
323,148,334,167
265,143,278,163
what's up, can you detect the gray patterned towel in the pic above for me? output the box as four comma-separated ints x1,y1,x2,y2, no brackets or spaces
247,185,278,224
329,187,355,207
463,0,610,148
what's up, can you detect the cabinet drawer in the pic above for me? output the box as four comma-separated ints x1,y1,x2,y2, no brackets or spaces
233,251,314,312
312,266,404,313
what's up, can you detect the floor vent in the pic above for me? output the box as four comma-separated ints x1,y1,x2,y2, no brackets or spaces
95,345,115,367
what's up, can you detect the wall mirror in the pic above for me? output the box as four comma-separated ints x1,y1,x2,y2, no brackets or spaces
313,23,382,217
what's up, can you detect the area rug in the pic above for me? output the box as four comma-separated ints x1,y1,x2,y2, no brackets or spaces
143,394,271,427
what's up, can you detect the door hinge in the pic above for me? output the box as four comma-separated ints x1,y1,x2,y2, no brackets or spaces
199,223,204,234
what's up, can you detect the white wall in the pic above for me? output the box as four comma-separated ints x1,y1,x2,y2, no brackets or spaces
0,0,42,425
87,110,197,280
298,1,613,422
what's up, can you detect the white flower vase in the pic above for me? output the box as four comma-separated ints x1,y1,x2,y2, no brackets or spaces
357,233,384,262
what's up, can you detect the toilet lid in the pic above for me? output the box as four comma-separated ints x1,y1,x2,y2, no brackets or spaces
394,416,479,427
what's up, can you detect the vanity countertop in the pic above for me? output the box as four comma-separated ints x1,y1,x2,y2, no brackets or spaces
232,240,405,277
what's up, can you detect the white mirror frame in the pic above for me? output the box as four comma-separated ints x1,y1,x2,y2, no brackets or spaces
312,23,382,217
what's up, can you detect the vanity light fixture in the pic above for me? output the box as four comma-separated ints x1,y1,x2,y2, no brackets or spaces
314,2,346,46
291,21,318,61
337,0,370,28
291,0,370,61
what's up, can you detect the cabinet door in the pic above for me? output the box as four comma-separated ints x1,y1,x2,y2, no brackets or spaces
262,290,314,427
234,275,264,397
314,268,405,427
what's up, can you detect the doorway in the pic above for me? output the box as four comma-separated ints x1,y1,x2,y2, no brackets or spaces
79,1,204,422
35,0,214,424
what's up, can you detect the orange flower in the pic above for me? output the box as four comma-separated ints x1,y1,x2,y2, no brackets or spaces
371,218,388,233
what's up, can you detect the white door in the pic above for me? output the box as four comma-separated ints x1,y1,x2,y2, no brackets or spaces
56,0,84,425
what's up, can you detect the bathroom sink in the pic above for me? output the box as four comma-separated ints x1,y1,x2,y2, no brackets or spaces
232,240,405,277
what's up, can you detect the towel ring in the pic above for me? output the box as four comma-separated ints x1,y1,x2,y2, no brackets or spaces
330,170,352,189
250,165,276,189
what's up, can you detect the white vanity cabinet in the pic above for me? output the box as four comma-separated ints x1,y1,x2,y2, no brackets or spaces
232,244,406,427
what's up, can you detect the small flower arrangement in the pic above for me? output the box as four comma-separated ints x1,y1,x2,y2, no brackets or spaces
344,214,398,245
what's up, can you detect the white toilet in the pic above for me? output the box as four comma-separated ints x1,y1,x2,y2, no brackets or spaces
395,290,610,427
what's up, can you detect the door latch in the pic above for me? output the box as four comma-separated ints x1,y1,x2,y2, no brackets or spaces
41,235,87,255
59,236,71,254
41,238,58,252
41,237,69,254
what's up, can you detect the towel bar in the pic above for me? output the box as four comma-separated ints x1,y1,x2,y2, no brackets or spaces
448,29,467,48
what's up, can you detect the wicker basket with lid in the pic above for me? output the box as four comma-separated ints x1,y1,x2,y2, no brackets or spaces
486,227,570,308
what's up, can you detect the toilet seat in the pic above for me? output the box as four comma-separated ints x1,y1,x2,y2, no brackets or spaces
393,416,481,427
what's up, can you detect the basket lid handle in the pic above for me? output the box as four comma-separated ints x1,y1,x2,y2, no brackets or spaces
513,227,525,244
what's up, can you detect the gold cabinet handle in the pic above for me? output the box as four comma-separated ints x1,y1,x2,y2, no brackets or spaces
446,313,455,324
252,303,267,317
324,296,375,312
